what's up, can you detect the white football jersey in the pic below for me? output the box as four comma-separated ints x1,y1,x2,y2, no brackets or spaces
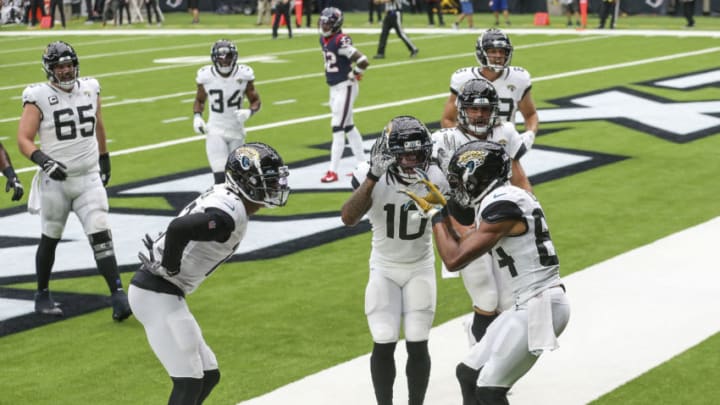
431,122,527,162
352,162,449,270
151,185,248,294
476,184,561,305
449,66,532,125
21,78,101,176
196,64,255,133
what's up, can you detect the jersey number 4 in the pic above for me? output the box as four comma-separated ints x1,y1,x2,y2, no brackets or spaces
53,105,96,140
495,208,558,277
208,89,243,113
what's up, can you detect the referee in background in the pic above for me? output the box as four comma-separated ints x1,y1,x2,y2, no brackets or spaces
373,0,419,59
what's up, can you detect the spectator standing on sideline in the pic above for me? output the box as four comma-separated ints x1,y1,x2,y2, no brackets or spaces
452,0,474,29
118,0,132,25
189,0,199,23
16,41,132,321
560,0,580,27
318,7,369,183
271,0,292,39
256,0,271,24
27,0,45,27
490,0,510,26
341,116,449,405
0,142,24,201
373,0,419,59
49,0,66,28
193,39,262,185
302,0,312,27
597,0,616,28
403,140,569,405
426,0,444,26
681,0,696,27
144,0,162,25
368,0,382,24
129,143,289,405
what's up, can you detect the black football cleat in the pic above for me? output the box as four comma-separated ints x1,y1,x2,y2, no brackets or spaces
35,290,63,316
111,290,132,322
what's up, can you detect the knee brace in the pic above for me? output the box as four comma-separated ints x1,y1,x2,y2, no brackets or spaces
89,230,115,260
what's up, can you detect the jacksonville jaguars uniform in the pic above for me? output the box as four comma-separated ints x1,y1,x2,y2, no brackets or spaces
352,162,449,343
22,78,109,238
449,66,532,125
129,185,247,378
196,64,255,173
431,122,527,318
461,184,570,388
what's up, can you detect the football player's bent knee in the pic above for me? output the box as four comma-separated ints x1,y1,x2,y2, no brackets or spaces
403,310,434,341
475,386,509,405
89,230,115,260
43,220,65,239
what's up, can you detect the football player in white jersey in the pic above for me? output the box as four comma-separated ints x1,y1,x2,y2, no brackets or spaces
341,116,448,405
129,142,289,405
441,28,538,150
16,41,131,321
405,141,570,405
433,78,532,347
193,39,262,185
0,142,24,201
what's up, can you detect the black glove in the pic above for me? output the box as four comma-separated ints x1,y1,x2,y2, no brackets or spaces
138,233,179,277
3,166,23,201
99,153,111,186
31,150,67,181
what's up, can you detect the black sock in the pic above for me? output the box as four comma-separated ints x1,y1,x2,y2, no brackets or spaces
197,369,220,404
456,362,480,405
471,312,498,342
475,386,509,405
213,172,225,184
406,340,431,405
169,377,203,405
370,342,397,405
36,234,60,291
89,230,123,293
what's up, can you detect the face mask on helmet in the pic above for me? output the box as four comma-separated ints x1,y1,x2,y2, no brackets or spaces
319,7,343,37
211,40,238,76
456,79,500,137
42,41,79,91
225,143,290,208
385,116,433,182
475,29,513,73
447,140,511,208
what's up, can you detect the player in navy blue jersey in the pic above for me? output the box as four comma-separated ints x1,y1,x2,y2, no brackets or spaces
318,7,370,183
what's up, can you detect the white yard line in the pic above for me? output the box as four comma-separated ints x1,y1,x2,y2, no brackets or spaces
237,216,720,405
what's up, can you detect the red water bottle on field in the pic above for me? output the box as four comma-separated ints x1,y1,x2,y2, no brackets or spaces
579,0,588,28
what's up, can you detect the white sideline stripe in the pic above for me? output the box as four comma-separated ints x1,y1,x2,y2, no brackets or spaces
237,217,720,405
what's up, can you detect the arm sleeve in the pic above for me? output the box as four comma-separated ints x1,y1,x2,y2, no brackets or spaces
160,209,236,272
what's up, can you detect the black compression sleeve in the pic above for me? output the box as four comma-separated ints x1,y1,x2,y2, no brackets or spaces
161,210,235,272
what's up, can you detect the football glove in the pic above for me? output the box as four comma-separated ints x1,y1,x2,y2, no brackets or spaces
193,113,206,135
347,69,363,82
399,189,441,219
3,168,23,201
367,134,394,181
31,150,67,181
99,152,111,186
413,168,447,206
520,130,536,150
234,108,252,124
138,233,179,277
